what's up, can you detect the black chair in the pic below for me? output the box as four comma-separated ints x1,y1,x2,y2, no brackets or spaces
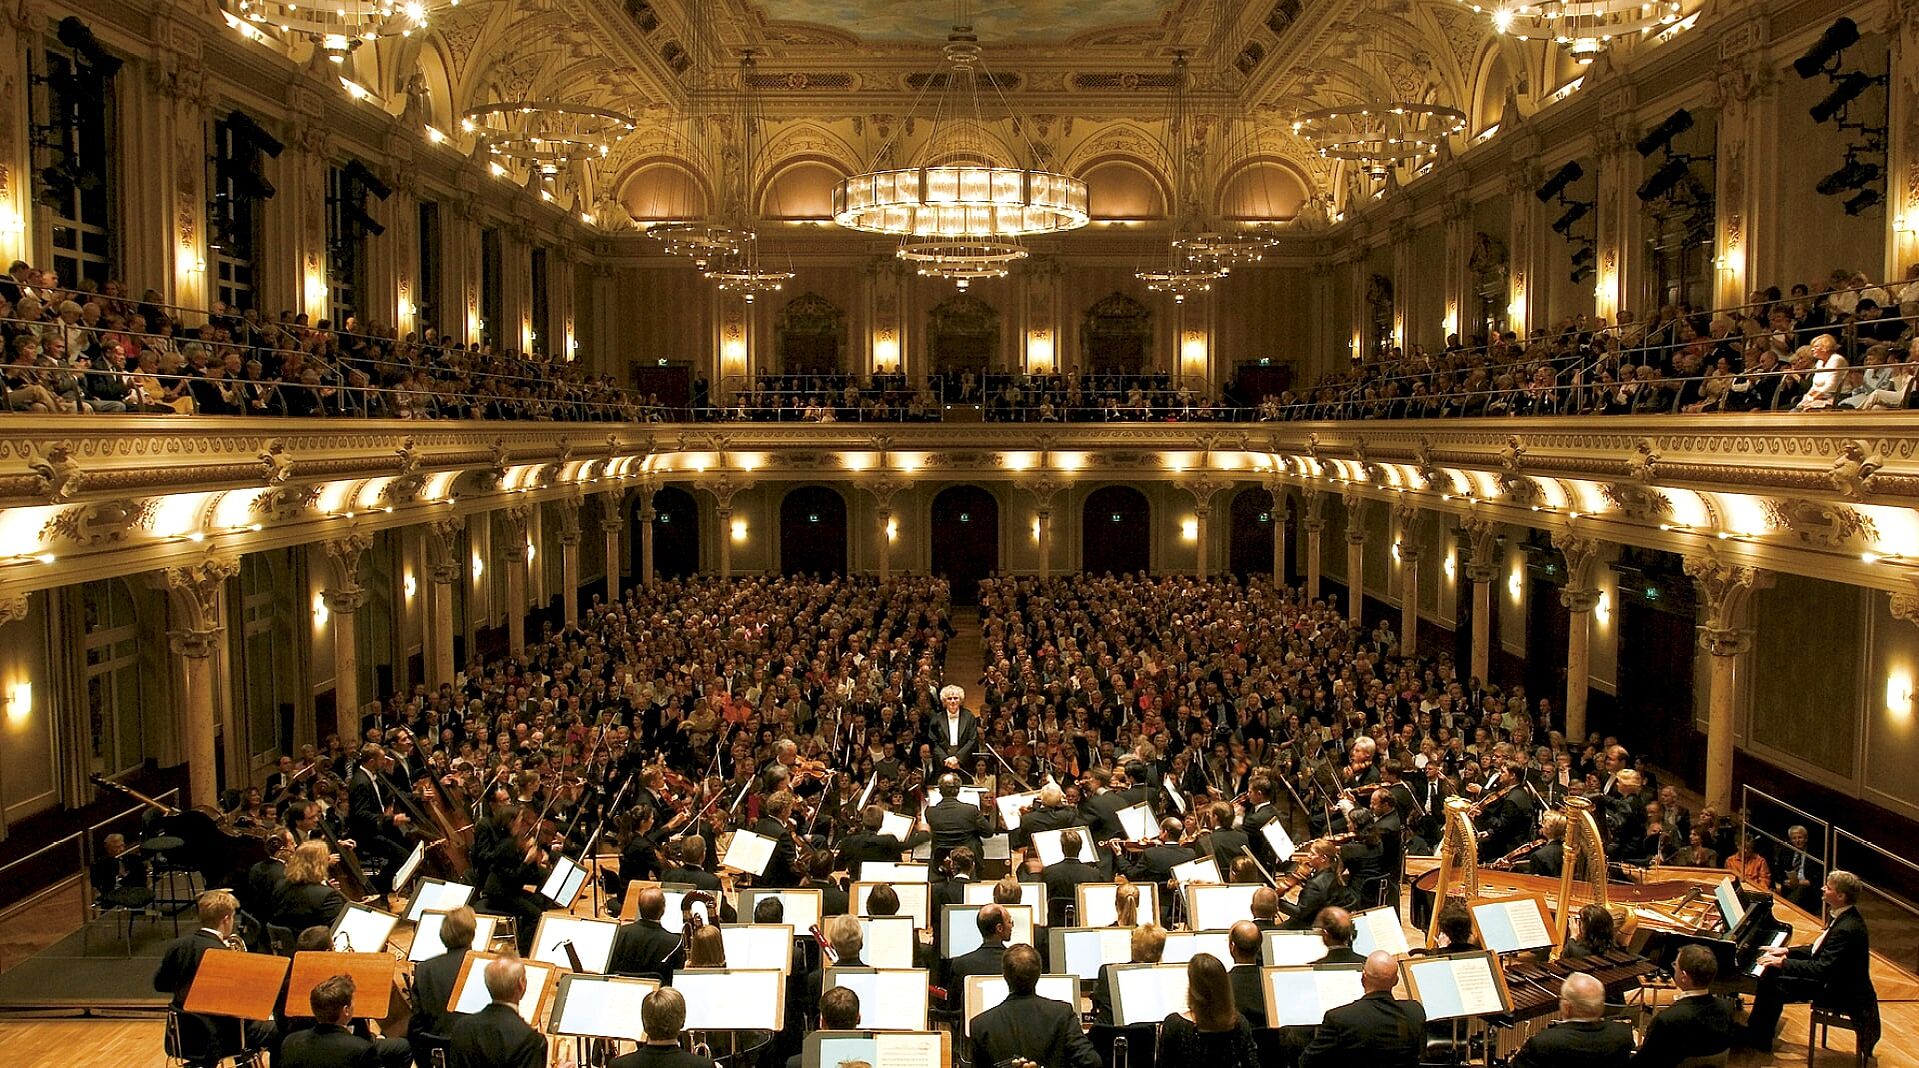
411,1029,452,1068
1087,1022,1156,1068
1808,996,1880,1066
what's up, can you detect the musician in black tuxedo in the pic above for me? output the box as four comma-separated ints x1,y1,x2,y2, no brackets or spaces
1510,973,1634,1068
1078,766,1132,845
1633,945,1735,1068
280,974,411,1068
750,791,803,887
660,836,724,892
836,804,911,880
608,887,687,981
947,903,1011,1003
152,891,272,1065
1226,921,1268,1028
1742,870,1877,1054
1040,829,1107,926
968,945,1102,1068
1299,952,1426,1066
410,905,478,1060
609,988,718,1068
1315,907,1366,965
925,774,991,864
1013,783,1076,849
932,685,980,774
346,745,412,887
805,914,867,1008
1278,840,1355,931
447,955,547,1068
1241,778,1282,866
931,847,979,919
1198,801,1250,865
1478,764,1537,859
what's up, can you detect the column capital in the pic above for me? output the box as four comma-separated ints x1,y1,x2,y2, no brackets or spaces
1178,478,1230,509
1017,478,1066,507
156,552,240,634
1561,587,1602,613
498,502,534,539
1552,529,1605,588
323,529,372,591
1698,626,1752,658
168,628,220,659
322,587,368,614
1683,547,1772,630
1397,544,1423,565
631,507,655,526
558,529,584,548
1893,583,1919,627
862,478,911,509
1464,561,1500,584
426,560,463,586
0,589,25,627
1345,526,1369,546
697,478,753,510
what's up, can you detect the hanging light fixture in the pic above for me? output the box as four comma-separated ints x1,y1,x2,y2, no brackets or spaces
460,102,637,171
1293,97,1466,180
1136,53,1225,304
832,0,1088,243
229,0,440,56
1466,0,1683,64
701,52,792,302
1169,8,1278,270
649,0,752,264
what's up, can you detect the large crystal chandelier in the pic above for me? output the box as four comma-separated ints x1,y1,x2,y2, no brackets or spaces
229,0,437,58
831,0,1088,245
1466,0,1683,64
1136,54,1227,304
701,53,792,302
460,102,637,175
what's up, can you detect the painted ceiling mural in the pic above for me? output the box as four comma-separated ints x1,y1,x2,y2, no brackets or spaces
749,0,1174,42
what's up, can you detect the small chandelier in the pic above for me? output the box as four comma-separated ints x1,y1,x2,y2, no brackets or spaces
898,238,1028,287
1469,0,1682,63
1174,229,1275,272
1139,262,1225,303
647,224,746,267
460,102,636,169
230,0,435,56
700,53,793,302
1293,101,1466,179
832,5,1088,240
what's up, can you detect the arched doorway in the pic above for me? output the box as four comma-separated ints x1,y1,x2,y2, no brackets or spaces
780,486,848,576
775,292,845,375
639,486,700,579
1082,486,1150,575
927,294,999,388
1227,487,1275,579
1080,292,1152,375
930,485,999,605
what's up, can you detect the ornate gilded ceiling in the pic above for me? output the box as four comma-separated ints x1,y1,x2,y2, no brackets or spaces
747,0,1176,43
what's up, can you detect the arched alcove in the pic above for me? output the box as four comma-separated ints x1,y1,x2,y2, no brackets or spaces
760,160,843,220
927,294,1000,379
1217,160,1310,221
645,486,700,579
620,162,709,222
775,292,847,375
1227,487,1277,579
929,485,1000,605
1082,486,1151,575
780,486,848,576
1080,293,1152,375
1083,159,1168,219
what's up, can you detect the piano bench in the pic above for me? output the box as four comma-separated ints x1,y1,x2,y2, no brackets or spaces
1808,1001,1879,1066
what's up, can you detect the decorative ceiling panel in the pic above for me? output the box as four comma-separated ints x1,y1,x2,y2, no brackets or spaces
749,0,1173,42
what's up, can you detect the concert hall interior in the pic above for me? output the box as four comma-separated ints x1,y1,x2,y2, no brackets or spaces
1,0,1919,1065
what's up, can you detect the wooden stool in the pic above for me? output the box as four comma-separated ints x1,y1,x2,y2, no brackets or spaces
1808,1001,1879,1066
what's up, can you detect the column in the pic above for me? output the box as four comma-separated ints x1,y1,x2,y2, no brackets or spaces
1019,480,1064,579
0,10,29,265
1182,481,1226,579
422,517,464,689
323,532,372,723
1555,531,1604,742
1394,498,1422,653
1302,490,1325,599
1439,189,1472,342
1884,0,1919,280
1343,492,1368,624
1591,102,1644,324
1463,516,1499,684
865,481,907,580
159,556,239,808
556,499,582,627
498,505,532,658
1505,145,1544,335
1267,481,1288,586
1712,36,1773,306
1685,549,1770,813
618,487,646,590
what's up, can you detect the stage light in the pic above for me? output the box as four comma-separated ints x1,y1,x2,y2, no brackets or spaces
1570,264,1596,284
1551,201,1592,235
1817,158,1879,197
1636,157,1690,202
1535,161,1584,202
1634,109,1693,157
1843,189,1881,216
1793,17,1859,79
1571,246,1595,266
1810,71,1877,124
56,16,122,79
342,159,392,200
227,111,284,158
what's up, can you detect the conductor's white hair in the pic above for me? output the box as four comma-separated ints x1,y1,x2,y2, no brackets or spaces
939,684,965,700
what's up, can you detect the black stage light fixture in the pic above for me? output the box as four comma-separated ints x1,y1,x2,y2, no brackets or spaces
1810,71,1878,124
1637,157,1690,202
218,156,276,201
1843,188,1880,215
1816,158,1878,197
1535,161,1584,202
1571,246,1595,267
342,159,392,200
1570,264,1595,284
1793,17,1859,80
1635,109,1693,157
346,204,386,237
55,17,122,79
228,111,284,158
1552,201,1592,235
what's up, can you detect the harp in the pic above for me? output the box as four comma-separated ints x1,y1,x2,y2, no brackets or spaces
1426,796,1481,947
1555,795,1611,951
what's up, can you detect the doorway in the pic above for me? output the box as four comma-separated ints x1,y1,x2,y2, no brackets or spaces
1227,487,1275,579
1082,486,1151,575
930,485,1000,605
780,486,848,576
645,486,700,579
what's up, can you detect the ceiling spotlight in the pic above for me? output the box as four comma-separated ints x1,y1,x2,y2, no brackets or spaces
1817,158,1879,196
1636,156,1690,202
1634,108,1693,157
1809,71,1880,124
1793,17,1860,79
1843,188,1881,216
1535,160,1584,202
1551,201,1592,235
1571,246,1595,266
1570,263,1595,284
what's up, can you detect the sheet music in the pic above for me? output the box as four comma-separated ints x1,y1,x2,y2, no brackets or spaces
1351,905,1412,957
330,904,399,953
739,889,821,933
539,855,589,906
813,1032,943,1068
877,811,915,842
1169,856,1222,886
981,833,1010,861
874,1033,941,1068
994,792,1039,831
858,916,917,968
718,925,795,973
1471,898,1554,954
863,862,930,883
1262,966,1365,1026
1262,930,1330,967
941,904,1033,958
674,969,783,1031
404,878,475,922
963,975,1078,1033
659,886,712,926
453,955,554,1024
723,829,777,876
954,787,987,809
392,842,427,890
1260,822,1297,861
1051,927,1136,980
1116,802,1156,842
1077,883,1157,928
1161,929,1231,965
531,913,620,974
1162,777,1186,815
1187,884,1260,931
410,911,501,962
1031,827,1098,866
550,974,657,1041
1111,964,1191,1025
1408,954,1505,1020
826,969,930,1030
910,838,933,861
963,880,1041,913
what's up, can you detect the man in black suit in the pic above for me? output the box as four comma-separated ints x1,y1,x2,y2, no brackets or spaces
784,988,858,1068
153,890,273,1065
925,774,991,865
1040,829,1105,927
1242,778,1282,866
609,987,718,1068
411,906,477,1063
1077,767,1132,845
1252,886,1284,932
805,914,867,1008
661,837,723,892
1299,951,1425,1066
750,792,802,887
1511,973,1634,1067
931,847,979,920
1633,945,1735,1068
933,685,980,774
836,805,911,880
346,745,412,888
1227,921,1268,1028
1014,783,1076,849
948,903,1011,999
1198,802,1250,866
1742,870,1877,1054
1315,907,1366,965
281,974,411,1068
1116,817,1197,907
969,944,1102,1068
608,888,686,981
447,955,546,1068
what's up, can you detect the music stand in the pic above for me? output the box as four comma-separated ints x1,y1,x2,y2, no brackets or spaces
451,951,561,1026
183,949,289,1020
549,973,659,1041
285,952,398,1018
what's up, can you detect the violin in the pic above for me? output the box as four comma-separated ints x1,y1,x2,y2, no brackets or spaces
792,756,830,784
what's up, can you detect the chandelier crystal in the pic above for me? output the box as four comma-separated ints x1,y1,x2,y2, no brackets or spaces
230,0,438,55
460,102,637,170
699,52,793,301
832,12,1088,241
1292,102,1467,180
898,238,1028,288
1470,0,1683,63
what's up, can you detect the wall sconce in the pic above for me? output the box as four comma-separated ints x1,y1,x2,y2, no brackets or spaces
6,681,29,724
1026,330,1053,373
1180,517,1199,542
312,592,329,628
1030,516,1041,541
1507,565,1524,603
403,573,417,599
885,517,898,542
1890,672,1915,717
1391,542,1402,563
304,273,327,307
526,539,536,564
1715,246,1744,274
1595,589,1612,627
874,330,900,372
1442,302,1459,338
730,518,748,543
471,553,485,580
1180,331,1207,370
1442,549,1457,581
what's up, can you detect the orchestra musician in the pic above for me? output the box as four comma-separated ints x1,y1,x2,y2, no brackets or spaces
1013,782,1076,848
152,890,273,1066
1196,801,1249,864
1298,952,1425,1066
1276,839,1353,930
478,804,547,954
1091,923,1166,1026
1526,811,1568,877
279,974,411,1068
1315,908,1365,965
835,804,914,880
750,791,803,887
346,745,412,890
608,988,717,1068
609,888,688,982
410,906,477,1063
272,841,347,935
933,685,979,774
1226,921,1267,1028
1508,973,1633,1068
447,955,547,1068
968,945,1102,1068
90,831,153,912
925,773,991,864
947,903,1011,996
1741,870,1877,1055
1241,778,1281,866
1040,829,1107,925
1633,945,1735,1068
